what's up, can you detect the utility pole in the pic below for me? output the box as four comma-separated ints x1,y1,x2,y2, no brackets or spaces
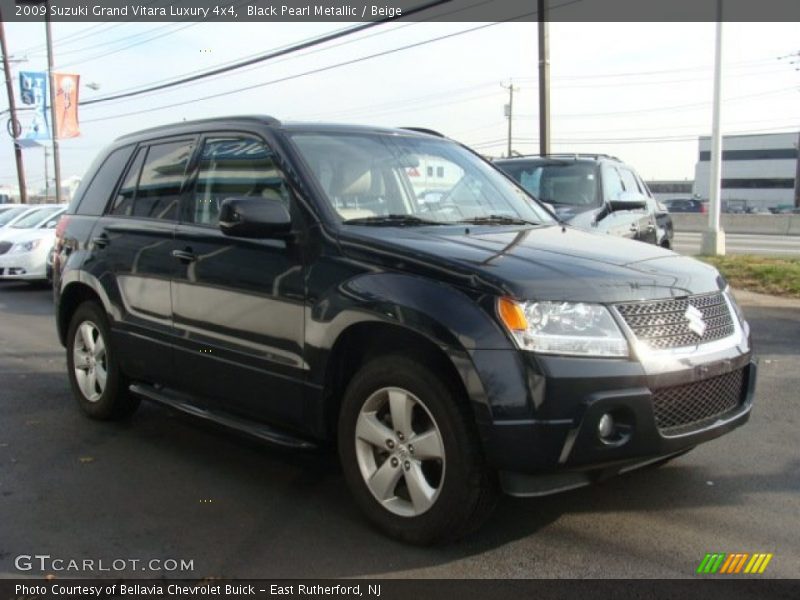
501,81,518,157
537,0,551,156
0,7,28,204
701,0,725,256
45,11,62,203
794,132,799,208
44,146,49,200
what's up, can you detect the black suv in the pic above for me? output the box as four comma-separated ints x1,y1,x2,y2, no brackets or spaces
495,154,674,248
54,117,755,544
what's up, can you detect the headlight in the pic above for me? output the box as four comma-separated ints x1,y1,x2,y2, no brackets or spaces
723,287,749,337
9,239,42,254
497,298,629,357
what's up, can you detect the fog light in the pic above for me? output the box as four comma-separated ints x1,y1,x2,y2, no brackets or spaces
598,413,615,440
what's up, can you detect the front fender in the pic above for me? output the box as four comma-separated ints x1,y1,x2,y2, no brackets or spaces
306,271,538,422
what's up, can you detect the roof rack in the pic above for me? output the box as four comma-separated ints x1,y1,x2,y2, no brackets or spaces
116,115,282,141
400,127,446,138
498,152,621,162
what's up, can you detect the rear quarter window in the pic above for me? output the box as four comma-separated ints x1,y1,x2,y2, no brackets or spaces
72,145,135,216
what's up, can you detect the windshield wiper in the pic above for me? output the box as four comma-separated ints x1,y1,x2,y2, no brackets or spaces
343,214,444,226
459,215,539,226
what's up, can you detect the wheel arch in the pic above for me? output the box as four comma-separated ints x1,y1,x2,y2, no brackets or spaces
308,272,517,439
319,320,487,439
57,279,109,346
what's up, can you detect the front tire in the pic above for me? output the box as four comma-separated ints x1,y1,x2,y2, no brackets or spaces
66,301,139,420
338,355,497,545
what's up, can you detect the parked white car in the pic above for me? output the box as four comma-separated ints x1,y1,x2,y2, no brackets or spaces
0,205,66,281
0,205,38,229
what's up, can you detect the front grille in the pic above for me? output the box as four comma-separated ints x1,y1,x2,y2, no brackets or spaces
0,241,11,255
652,367,746,435
616,292,735,350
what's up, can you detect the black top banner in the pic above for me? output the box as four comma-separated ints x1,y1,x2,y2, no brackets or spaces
3,0,800,22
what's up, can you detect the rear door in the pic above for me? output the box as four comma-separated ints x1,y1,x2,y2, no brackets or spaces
89,137,195,385
170,134,307,428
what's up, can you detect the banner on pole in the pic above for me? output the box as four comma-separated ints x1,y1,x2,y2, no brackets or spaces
18,71,50,140
54,73,80,139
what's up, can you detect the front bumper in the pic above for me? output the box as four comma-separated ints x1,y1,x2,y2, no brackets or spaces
0,250,48,280
477,342,756,495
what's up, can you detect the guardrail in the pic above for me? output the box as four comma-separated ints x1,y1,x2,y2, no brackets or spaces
670,214,800,235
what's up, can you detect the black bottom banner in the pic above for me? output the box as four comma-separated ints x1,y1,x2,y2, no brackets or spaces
2,579,799,600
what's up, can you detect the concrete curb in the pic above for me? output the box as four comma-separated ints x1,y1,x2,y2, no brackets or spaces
670,214,800,235
732,288,800,309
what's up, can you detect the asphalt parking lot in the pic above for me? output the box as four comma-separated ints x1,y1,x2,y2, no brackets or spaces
1,282,798,579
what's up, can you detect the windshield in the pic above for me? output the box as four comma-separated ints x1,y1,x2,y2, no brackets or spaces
290,132,553,225
0,206,28,226
500,161,600,212
11,206,63,228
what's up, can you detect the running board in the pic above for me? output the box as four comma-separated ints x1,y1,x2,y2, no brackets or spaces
129,383,317,450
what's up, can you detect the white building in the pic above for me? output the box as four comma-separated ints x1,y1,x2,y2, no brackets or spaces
693,132,800,210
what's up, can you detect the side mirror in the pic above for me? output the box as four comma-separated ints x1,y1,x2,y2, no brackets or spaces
45,220,58,229
608,191,647,212
218,197,292,239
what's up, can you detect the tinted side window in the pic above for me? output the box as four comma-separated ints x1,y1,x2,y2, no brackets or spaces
75,146,134,215
188,137,290,227
110,147,146,216
134,141,192,220
108,140,192,220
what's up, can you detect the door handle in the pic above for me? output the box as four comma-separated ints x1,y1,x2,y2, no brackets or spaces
92,234,109,248
629,223,639,232
646,223,656,232
172,249,197,263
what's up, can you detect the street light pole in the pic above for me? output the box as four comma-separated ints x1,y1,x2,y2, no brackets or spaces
702,0,726,256
537,0,551,156
0,8,28,204
44,10,62,203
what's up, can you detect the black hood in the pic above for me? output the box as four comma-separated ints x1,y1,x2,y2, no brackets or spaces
338,224,725,304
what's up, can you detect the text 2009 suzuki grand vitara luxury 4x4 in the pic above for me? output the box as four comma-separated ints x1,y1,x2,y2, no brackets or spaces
54,117,755,544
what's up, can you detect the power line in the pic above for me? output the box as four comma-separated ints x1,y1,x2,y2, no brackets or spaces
512,55,780,82
81,11,555,123
78,0,453,108
297,84,499,120
55,20,204,69
467,125,800,148
51,0,258,69
17,0,166,55
514,87,797,119
80,0,592,123
77,0,502,106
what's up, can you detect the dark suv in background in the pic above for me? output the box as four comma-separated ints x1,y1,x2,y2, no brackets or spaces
662,198,708,214
54,117,754,544
495,154,674,248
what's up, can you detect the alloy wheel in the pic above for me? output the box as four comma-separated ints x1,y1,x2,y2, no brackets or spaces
72,320,107,403
354,386,445,517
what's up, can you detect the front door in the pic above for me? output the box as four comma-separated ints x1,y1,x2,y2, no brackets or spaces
171,135,307,428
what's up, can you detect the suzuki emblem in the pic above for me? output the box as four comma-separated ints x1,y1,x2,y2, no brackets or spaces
685,305,707,337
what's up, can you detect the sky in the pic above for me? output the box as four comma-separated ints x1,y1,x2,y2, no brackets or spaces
1,19,798,195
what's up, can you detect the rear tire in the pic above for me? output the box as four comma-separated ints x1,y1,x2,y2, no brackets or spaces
66,301,139,420
338,354,497,545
